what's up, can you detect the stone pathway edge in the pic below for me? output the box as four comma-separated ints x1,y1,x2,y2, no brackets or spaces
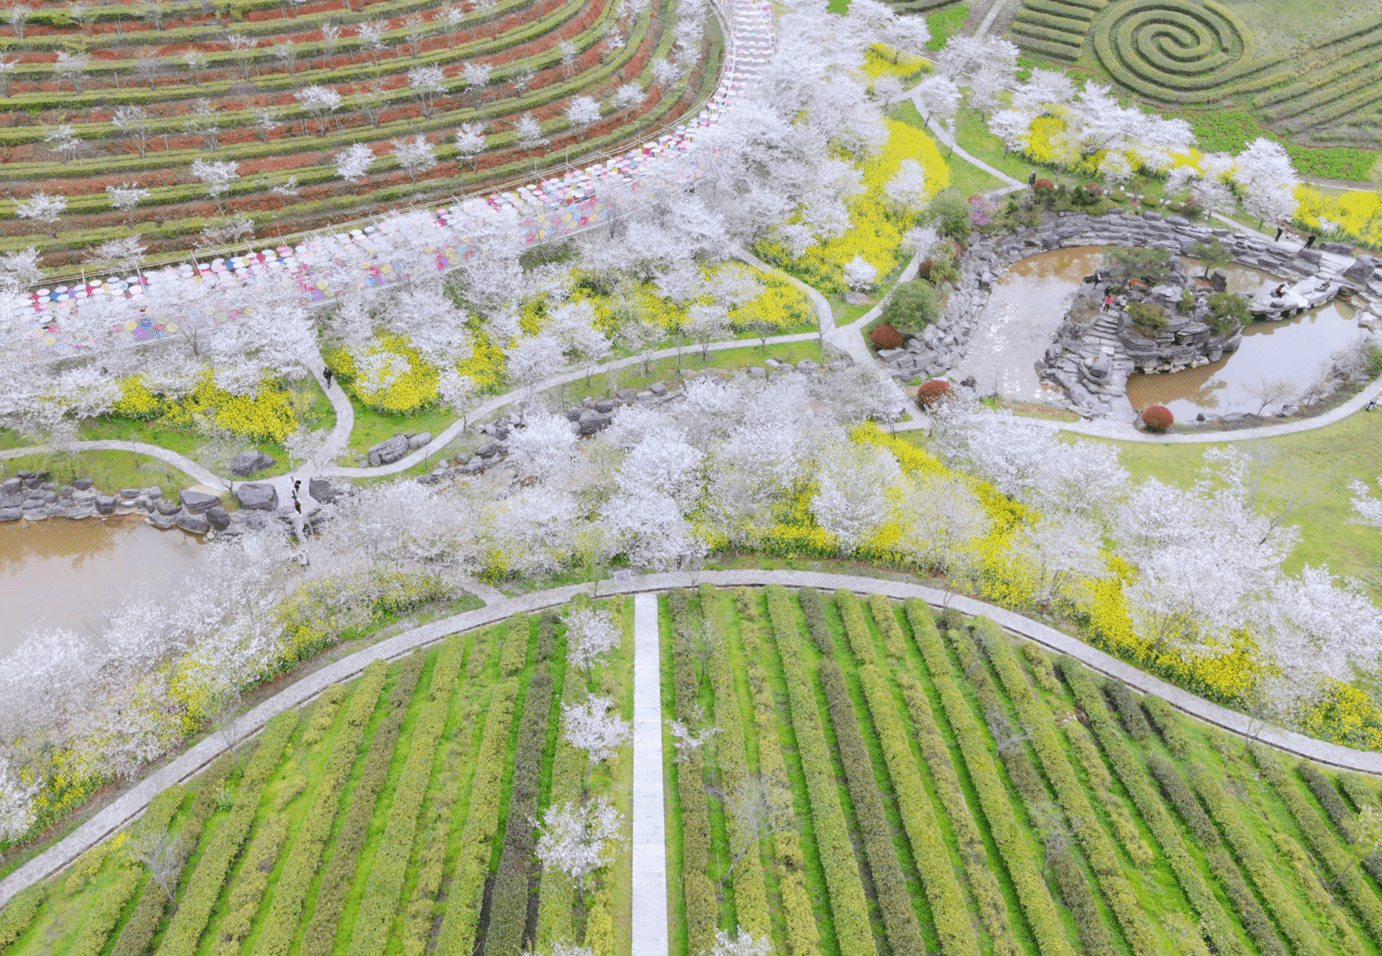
4,567,1379,910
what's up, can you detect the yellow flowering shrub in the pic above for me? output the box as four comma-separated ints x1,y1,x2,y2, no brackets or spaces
328,333,440,414
725,269,813,332
111,376,168,420
456,326,507,393
112,372,298,442
761,119,950,296
863,44,928,80
1294,184,1382,247
1296,679,1382,750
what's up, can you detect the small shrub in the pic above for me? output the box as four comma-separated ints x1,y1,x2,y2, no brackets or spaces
916,256,934,280
869,323,904,350
927,188,973,241
1141,404,1174,431
915,379,952,408
1206,291,1250,334
1125,300,1169,332
1071,182,1103,206
1032,177,1055,192
1106,246,1172,286
880,280,940,331
1177,289,1195,313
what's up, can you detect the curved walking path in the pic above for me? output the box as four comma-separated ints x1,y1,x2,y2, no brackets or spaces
3,567,1378,911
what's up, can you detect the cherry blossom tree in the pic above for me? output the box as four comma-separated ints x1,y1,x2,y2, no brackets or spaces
618,431,704,507
15,191,66,236
843,255,878,293
811,441,898,554
707,928,773,956
53,50,89,92
536,796,623,909
1271,565,1382,694
508,412,579,483
113,106,152,159
565,96,602,160
190,158,240,213
1233,138,1299,227
454,121,486,170
391,135,437,181
462,61,492,106
562,695,631,794
896,470,989,589
604,483,706,571
408,64,446,118
336,142,375,183
884,158,928,218
566,606,620,680
85,235,147,275
0,755,38,843
357,20,387,66
914,73,960,129
0,247,42,295
612,81,644,120
296,85,343,135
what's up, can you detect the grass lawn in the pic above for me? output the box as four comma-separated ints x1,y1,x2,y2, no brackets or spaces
889,100,1006,198
0,448,200,499
1093,410,1382,599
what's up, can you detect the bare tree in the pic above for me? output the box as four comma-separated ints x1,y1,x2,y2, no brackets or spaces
132,55,162,91
126,826,182,904
714,774,794,888
113,105,150,158
209,684,247,775
1032,802,1071,878
1330,807,1382,890
1245,376,1295,417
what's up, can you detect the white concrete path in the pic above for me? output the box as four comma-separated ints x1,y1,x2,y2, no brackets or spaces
5,568,1381,911
630,593,669,956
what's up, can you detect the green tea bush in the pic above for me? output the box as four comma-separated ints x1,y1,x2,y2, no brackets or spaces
1103,678,1153,740
1126,300,1169,332
881,280,941,332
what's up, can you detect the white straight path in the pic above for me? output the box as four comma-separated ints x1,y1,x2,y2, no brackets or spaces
630,593,670,956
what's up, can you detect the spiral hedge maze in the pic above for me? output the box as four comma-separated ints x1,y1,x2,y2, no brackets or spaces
1010,0,1107,63
0,599,635,956
667,585,1382,956
0,0,718,268
1012,0,1382,149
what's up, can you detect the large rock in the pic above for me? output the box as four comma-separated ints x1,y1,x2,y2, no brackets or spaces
229,449,276,476
205,506,231,531
475,441,507,459
154,498,182,516
95,495,115,515
72,478,93,491
180,489,221,514
367,434,410,467
235,482,279,512
175,512,211,534
406,431,432,450
1343,257,1375,285
308,476,339,504
0,508,21,522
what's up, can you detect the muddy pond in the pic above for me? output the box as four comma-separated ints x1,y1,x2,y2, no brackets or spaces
962,248,1362,417
0,518,205,659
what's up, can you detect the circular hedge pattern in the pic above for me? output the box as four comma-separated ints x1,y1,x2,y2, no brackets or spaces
1093,0,1254,102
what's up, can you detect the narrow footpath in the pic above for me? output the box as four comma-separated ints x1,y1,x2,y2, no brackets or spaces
631,593,670,956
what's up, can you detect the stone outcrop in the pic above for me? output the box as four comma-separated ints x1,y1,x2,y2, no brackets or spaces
229,449,276,476
234,482,278,512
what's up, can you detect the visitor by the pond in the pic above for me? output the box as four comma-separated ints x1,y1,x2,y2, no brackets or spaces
1305,234,1317,249
1273,284,1286,297
1103,294,1113,312
1028,171,1036,186
323,367,333,389
293,478,302,496
1274,225,1284,241
1367,397,1378,411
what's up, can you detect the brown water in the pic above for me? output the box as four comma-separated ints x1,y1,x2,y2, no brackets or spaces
1124,259,1360,418
958,247,1106,402
0,518,205,658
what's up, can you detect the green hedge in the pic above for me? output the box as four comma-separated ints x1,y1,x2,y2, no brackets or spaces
299,654,425,956
158,708,300,956
1058,656,1245,956
1252,747,1382,942
253,664,388,956
845,594,979,956
1062,722,1155,867
798,586,835,655
977,620,1157,956
66,866,142,956
110,759,234,956
1140,695,1189,758
817,650,927,956
1102,679,1152,742
698,584,770,937
434,666,522,956
733,588,821,956
1012,26,1083,60
903,601,1076,956
1189,763,1327,956
866,594,908,660
212,816,289,956
0,882,45,950
668,589,719,956
1297,761,1382,893
348,640,465,956
481,658,555,956
1340,772,1381,812
764,584,875,956
500,612,531,676
1146,754,1288,956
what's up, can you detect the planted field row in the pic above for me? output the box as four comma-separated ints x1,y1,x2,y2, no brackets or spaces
1011,0,1105,61
0,598,634,956
0,0,716,261
665,587,1382,956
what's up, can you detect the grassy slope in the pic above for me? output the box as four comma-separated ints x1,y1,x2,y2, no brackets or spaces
667,587,1382,956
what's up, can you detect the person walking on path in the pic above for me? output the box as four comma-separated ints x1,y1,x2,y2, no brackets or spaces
1305,234,1317,249
323,367,333,389
1274,224,1284,241
1103,293,1114,312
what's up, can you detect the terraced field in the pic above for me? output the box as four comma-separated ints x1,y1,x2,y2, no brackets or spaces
0,0,719,268
666,584,1382,956
0,597,634,956
1009,0,1382,151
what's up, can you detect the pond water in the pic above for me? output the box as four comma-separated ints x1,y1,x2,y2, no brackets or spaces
0,518,205,659
1124,260,1361,419
957,247,1106,403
